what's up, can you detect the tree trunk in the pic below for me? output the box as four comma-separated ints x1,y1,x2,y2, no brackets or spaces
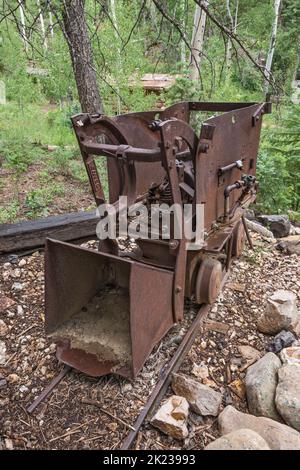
61,0,103,114
264,0,281,93
178,0,186,66
109,0,121,114
149,0,158,32
48,1,54,38
190,1,208,81
225,0,238,81
37,0,47,50
18,0,28,52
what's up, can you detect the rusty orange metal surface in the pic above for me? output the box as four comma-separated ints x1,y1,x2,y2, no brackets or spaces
45,101,271,378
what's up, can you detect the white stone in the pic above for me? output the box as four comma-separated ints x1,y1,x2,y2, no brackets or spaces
280,346,300,365
151,395,189,440
0,341,7,365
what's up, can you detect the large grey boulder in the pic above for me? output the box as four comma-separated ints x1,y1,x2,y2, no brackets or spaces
257,290,300,335
257,215,291,238
218,405,300,450
275,364,300,432
204,428,270,450
172,373,222,416
245,352,282,421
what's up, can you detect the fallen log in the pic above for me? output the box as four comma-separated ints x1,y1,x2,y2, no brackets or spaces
0,210,99,254
245,219,275,240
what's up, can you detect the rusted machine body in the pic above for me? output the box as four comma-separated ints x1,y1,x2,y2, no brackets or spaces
45,101,270,378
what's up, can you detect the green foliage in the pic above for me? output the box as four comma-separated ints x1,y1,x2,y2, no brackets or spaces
0,26,43,103
0,102,76,181
166,75,201,103
257,105,300,213
48,147,78,176
25,184,65,218
0,201,19,224
0,0,300,222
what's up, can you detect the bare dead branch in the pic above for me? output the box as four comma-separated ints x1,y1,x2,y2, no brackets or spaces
194,0,280,92
120,0,147,53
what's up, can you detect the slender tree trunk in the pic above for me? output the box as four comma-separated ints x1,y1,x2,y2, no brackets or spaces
18,0,28,52
149,0,158,32
190,0,208,81
48,1,54,38
178,0,186,66
37,0,47,50
110,0,121,113
61,0,103,114
225,0,238,81
264,0,281,93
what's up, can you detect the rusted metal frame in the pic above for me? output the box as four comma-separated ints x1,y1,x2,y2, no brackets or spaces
71,114,129,206
224,181,244,223
159,122,185,322
158,120,197,322
225,235,234,272
83,152,106,206
226,191,257,226
80,142,162,163
81,142,192,163
189,101,272,114
27,365,71,414
252,103,269,126
218,159,243,176
242,215,254,250
202,227,233,254
189,101,257,112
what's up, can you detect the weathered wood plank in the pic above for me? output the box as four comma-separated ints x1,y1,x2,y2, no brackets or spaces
0,210,99,254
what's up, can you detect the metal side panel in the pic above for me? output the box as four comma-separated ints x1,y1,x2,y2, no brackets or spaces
129,262,174,377
45,238,175,378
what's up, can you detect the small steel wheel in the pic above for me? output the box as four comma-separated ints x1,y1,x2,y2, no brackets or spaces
195,258,223,304
232,220,246,257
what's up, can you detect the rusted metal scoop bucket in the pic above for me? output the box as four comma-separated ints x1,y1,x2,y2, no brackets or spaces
45,239,175,378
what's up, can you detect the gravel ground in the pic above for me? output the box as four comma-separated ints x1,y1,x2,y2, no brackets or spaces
0,233,299,450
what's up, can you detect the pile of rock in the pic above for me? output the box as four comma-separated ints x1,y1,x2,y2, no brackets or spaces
245,348,300,431
150,288,300,449
206,290,300,449
151,373,222,440
245,213,300,254
206,405,300,450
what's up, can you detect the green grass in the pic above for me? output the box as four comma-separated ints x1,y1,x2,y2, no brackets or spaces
0,201,20,224
0,102,76,173
0,101,109,223
24,183,65,218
